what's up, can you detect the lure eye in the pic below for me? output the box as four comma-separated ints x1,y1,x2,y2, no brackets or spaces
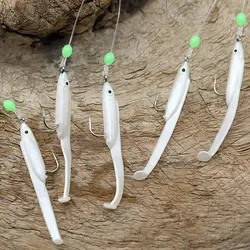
25,130,29,134
66,82,69,86
234,49,237,53
108,90,112,94
182,68,186,72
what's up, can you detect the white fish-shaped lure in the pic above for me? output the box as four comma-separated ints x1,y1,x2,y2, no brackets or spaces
133,61,190,180
198,40,244,162
102,81,124,209
50,0,86,203
55,71,72,203
20,122,63,245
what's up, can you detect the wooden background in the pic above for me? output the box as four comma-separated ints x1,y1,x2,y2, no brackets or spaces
1,0,250,249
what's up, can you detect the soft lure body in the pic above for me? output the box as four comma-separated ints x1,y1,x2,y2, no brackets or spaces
20,122,63,245
198,40,244,162
102,81,124,209
55,71,72,203
134,61,190,180
48,0,86,203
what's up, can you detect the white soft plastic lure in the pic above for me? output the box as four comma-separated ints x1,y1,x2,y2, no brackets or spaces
198,40,244,162
55,71,72,203
20,122,63,245
133,61,190,180
102,81,124,209
42,0,86,203
90,81,124,209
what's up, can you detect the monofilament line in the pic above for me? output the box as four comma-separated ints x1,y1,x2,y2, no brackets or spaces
110,0,122,52
242,0,246,12
186,0,219,60
197,0,219,36
61,0,85,69
68,0,86,45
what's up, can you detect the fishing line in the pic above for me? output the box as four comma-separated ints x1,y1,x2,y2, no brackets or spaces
197,0,219,36
110,0,122,52
103,0,122,81
186,0,219,60
242,0,246,12
60,0,86,70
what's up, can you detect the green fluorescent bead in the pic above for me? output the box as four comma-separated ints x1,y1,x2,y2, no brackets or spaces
3,100,16,112
189,35,201,49
62,44,73,58
104,52,115,65
236,13,247,27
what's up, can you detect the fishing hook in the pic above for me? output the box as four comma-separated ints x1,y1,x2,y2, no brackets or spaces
213,77,225,96
88,117,104,137
41,106,58,131
46,150,60,173
154,94,165,112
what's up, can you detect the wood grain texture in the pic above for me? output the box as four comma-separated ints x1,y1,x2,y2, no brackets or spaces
0,0,112,37
1,0,250,249
0,0,148,37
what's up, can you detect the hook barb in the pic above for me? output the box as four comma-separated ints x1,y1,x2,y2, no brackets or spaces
154,94,165,112
88,117,104,138
46,150,60,173
214,77,225,96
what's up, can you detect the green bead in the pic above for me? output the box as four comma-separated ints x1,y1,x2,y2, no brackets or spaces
236,13,247,27
3,100,16,112
62,44,73,58
104,52,115,65
189,35,201,49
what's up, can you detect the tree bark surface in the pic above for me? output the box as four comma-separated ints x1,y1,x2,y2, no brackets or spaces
1,0,250,250
0,0,112,37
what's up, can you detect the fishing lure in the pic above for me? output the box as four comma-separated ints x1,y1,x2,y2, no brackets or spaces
43,0,85,203
133,0,219,180
134,61,190,180
89,0,124,210
3,100,63,245
197,9,246,162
